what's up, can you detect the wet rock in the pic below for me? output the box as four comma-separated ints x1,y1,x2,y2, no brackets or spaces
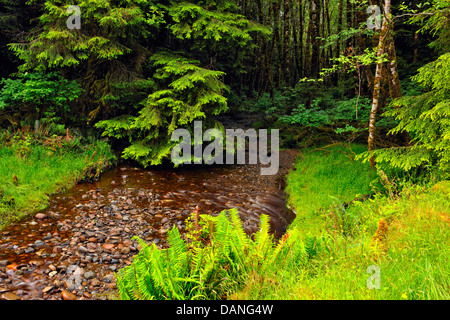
33,240,45,247
120,247,130,254
78,246,88,253
61,290,77,300
91,279,101,287
102,244,114,251
35,213,47,220
84,271,96,280
1,292,20,300
42,286,53,294
48,271,58,278
43,233,53,240
86,243,97,251
103,274,115,283
110,228,121,236
25,247,35,253
0,260,10,266
52,246,62,254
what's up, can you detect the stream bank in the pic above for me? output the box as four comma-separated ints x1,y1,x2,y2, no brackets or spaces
0,149,299,300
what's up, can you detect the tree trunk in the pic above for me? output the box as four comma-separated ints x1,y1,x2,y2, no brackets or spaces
309,0,320,77
368,0,391,167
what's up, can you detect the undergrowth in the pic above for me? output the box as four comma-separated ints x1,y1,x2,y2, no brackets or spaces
116,208,309,300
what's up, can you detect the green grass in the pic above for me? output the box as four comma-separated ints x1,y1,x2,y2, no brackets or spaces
0,132,116,229
285,143,378,234
229,143,450,300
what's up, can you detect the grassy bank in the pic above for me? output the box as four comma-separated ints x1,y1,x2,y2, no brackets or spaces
0,128,116,229
230,144,450,300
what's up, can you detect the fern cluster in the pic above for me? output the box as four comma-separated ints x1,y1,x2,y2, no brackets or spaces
116,208,308,300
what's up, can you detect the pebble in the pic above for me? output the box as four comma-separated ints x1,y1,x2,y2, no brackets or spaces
91,279,101,287
42,286,53,293
103,274,115,283
102,244,114,251
78,246,88,253
35,213,47,220
61,290,77,300
0,260,10,266
33,240,45,247
1,292,20,300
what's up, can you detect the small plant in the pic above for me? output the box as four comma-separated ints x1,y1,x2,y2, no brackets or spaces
10,132,32,158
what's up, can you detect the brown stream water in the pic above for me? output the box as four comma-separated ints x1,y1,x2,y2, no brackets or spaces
0,160,296,300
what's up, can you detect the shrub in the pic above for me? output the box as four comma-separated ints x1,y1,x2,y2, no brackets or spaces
0,72,82,126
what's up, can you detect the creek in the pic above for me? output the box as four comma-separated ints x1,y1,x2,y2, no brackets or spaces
0,151,298,300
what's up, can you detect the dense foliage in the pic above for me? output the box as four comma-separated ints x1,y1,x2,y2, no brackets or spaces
116,208,308,299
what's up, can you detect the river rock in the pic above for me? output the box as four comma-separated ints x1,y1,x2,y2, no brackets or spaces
110,228,121,236
103,274,115,283
91,279,101,287
78,246,88,253
1,292,20,300
120,247,130,254
61,290,77,300
86,243,97,251
35,213,47,220
102,243,114,251
33,240,45,247
0,259,10,266
25,247,35,253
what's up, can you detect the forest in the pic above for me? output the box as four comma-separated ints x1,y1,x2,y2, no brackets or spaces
0,0,449,301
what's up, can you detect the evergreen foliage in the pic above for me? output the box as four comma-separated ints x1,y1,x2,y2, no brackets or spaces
360,52,450,177
96,52,228,165
359,1,450,177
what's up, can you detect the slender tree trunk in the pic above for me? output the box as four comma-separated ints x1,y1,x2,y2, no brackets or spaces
368,0,391,167
310,0,320,77
283,0,291,86
292,0,301,82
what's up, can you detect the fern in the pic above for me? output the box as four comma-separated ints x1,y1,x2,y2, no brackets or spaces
116,208,309,300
